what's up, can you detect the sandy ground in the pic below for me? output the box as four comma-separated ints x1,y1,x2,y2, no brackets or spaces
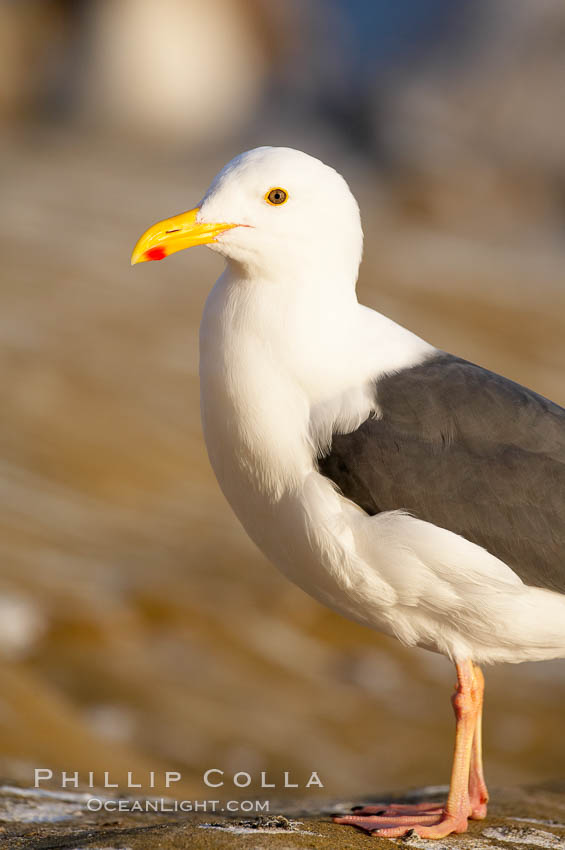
1,782,565,849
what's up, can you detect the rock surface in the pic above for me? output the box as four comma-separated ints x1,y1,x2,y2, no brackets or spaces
1,782,565,850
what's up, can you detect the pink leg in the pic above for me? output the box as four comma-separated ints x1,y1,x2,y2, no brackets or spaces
334,659,485,838
469,663,489,819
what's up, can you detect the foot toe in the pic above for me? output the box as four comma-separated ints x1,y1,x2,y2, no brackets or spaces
335,810,470,838
333,812,444,835
352,802,443,816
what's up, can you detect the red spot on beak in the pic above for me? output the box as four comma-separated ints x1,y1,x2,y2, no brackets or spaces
145,246,167,261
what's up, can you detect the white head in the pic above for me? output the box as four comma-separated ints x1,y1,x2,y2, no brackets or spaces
131,147,363,287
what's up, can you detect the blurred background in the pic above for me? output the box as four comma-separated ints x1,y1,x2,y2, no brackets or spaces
1,0,565,802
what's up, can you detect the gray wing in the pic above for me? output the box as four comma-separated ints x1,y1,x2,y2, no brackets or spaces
317,353,565,594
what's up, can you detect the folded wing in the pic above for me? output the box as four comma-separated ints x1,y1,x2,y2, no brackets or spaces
318,353,565,594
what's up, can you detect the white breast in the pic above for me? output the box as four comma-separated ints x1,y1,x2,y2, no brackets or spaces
198,269,565,666
197,270,407,626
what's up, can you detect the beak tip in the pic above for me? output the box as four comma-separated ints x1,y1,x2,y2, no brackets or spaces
130,247,148,266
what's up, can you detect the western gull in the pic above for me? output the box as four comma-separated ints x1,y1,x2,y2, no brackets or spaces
131,147,565,839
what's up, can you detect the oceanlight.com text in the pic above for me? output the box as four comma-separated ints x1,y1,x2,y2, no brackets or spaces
86,798,270,814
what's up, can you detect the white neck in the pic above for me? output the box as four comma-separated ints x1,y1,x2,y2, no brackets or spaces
199,263,434,503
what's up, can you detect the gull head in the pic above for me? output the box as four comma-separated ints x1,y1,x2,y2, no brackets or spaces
131,147,363,282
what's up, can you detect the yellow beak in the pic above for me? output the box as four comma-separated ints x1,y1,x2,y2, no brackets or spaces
130,207,239,265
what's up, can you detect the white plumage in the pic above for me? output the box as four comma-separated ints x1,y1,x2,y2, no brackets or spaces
132,146,565,838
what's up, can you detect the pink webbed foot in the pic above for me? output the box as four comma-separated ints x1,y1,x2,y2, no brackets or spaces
351,801,444,816
334,807,469,838
334,799,444,835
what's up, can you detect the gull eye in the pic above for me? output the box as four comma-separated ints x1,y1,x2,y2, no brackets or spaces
265,187,288,206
